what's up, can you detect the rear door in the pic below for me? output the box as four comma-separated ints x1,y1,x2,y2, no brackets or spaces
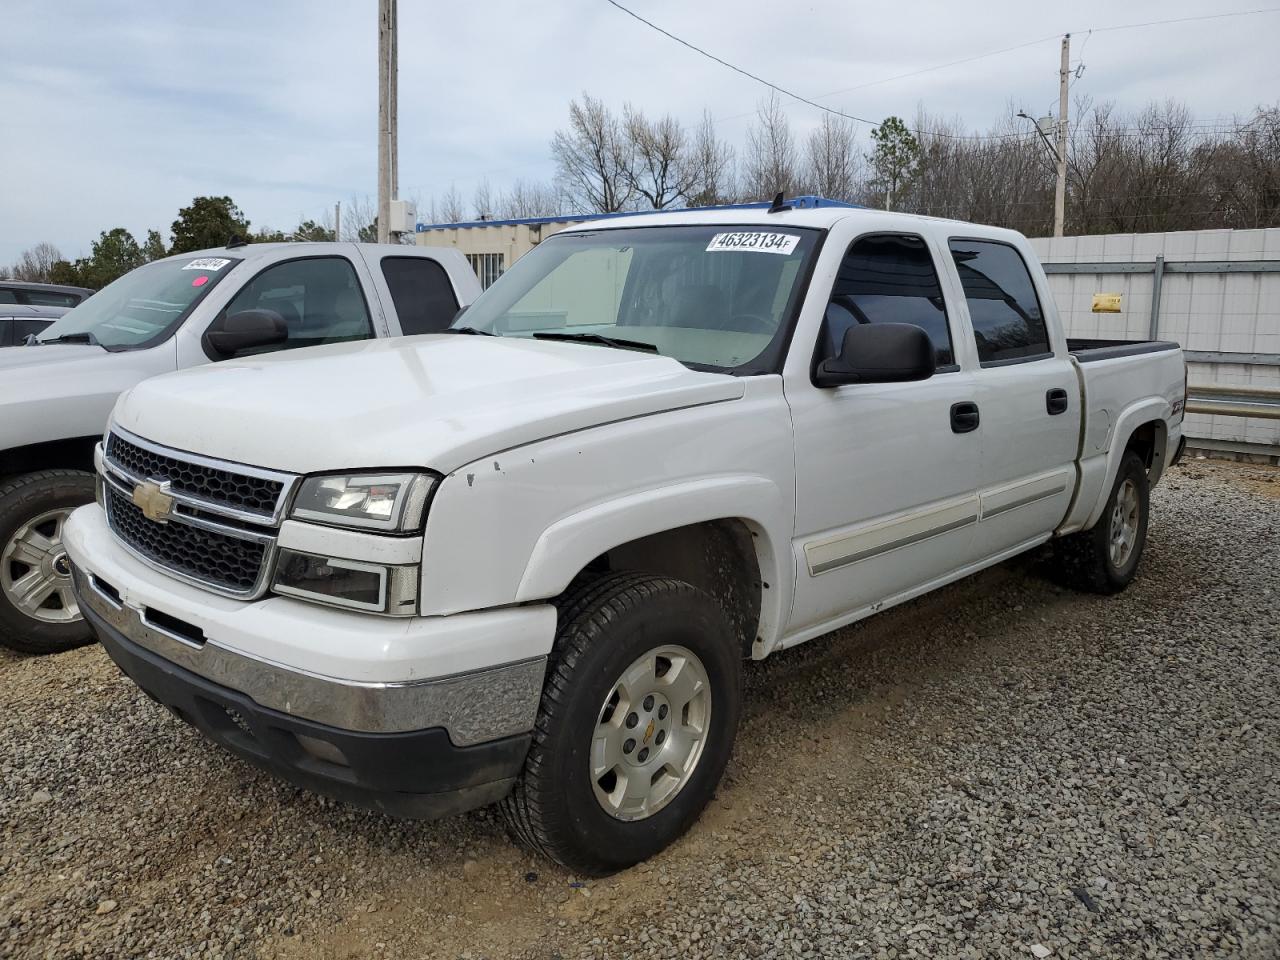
786,232,985,636
947,238,1078,558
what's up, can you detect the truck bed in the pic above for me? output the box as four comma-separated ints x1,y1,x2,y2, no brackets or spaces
1067,338,1181,363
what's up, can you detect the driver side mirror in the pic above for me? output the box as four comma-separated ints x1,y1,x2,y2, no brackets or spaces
815,322,935,387
204,309,288,358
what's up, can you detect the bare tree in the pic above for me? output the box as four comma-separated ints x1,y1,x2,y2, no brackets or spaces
622,106,697,209
805,114,859,201
340,195,378,241
743,94,799,200
472,180,495,220
497,180,565,219
686,112,737,207
552,94,634,213
439,184,466,223
6,242,64,282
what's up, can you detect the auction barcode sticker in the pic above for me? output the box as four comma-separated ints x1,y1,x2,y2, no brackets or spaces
182,257,232,271
706,232,800,255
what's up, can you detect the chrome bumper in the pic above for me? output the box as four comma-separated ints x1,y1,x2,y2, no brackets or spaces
73,566,545,747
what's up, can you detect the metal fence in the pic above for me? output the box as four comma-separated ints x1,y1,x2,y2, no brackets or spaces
1030,228,1280,458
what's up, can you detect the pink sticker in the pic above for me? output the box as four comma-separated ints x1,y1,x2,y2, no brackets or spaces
191,275,209,287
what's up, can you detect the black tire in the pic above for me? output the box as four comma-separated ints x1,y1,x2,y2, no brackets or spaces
0,470,97,655
501,571,743,875
1052,450,1149,594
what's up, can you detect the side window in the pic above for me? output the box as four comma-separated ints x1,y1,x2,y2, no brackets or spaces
0,320,11,347
219,257,372,357
380,257,459,335
18,289,80,307
823,234,953,367
15,318,54,342
948,239,1050,364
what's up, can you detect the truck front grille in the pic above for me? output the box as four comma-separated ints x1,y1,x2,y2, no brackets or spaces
105,433,284,517
104,485,267,594
100,429,297,599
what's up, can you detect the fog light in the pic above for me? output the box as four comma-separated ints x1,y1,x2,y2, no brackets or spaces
271,549,418,616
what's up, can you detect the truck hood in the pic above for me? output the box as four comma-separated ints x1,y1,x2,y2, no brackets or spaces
112,335,746,474
0,343,175,449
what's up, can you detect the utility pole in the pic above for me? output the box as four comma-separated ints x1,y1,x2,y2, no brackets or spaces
1053,33,1070,238
334,201,341,242
377,0,398,244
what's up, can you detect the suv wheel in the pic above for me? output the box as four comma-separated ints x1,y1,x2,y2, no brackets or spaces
0,471,96,654
501,571,742,875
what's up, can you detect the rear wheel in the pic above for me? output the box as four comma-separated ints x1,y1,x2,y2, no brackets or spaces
0,471,96,654
1052,450,1149,594
501,571,742,875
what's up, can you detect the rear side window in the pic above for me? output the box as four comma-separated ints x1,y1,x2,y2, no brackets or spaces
949,239,1050,364
380,257,459,335
218,257,373,358
19,289,81,307
823,234,953,367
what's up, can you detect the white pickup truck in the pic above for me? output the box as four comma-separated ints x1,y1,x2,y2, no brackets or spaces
63,205,1186,874
0,242,479,653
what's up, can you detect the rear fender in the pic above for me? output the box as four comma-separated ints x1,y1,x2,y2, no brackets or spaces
1079,398,1169,531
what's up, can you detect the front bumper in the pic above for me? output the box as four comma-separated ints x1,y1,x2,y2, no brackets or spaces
65,504,555,818
81,588,531,818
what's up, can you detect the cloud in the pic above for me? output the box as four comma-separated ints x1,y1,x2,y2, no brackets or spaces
1,0,1275,264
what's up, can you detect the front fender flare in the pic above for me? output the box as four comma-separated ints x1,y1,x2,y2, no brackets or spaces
515,475,791,645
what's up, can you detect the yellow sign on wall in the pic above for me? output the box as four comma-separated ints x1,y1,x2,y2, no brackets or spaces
1092,293,1123,313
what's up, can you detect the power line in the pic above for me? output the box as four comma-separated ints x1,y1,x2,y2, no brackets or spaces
1085,6,1280,34
600,0,1004,141
603,0,1280,141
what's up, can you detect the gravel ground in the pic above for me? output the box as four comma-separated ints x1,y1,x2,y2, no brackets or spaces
1,458,1277,960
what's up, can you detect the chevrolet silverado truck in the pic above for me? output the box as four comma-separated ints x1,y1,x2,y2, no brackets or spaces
0,242,479,653
63,205,1185,874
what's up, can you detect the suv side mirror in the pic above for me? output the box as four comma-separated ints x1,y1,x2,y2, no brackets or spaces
815,322,936,387
204,309,288,358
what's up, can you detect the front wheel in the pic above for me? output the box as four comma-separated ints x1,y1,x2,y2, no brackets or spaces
501,571,742,875
0,470,97,654
1052,450,1150,594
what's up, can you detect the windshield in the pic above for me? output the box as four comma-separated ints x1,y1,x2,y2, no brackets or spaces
36,256,241,350
456,225,821,372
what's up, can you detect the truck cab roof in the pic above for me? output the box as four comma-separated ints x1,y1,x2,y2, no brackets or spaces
565,204,1028,246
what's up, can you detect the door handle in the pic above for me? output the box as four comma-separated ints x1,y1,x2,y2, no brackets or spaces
950,401,980,434
1046,388,1069,415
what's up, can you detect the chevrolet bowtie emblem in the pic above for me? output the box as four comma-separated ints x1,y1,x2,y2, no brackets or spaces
132,479,175,523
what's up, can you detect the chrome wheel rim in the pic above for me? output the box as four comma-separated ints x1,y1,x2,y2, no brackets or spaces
591,644,712,822
1108,478,1140,569
1,508,80,624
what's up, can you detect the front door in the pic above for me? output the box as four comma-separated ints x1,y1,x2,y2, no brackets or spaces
786,233,984,638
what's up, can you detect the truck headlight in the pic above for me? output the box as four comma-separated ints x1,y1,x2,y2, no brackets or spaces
272,549,419,616
291,472,434,532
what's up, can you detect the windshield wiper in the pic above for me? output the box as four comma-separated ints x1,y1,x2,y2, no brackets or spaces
532,331,658,353
33,332,101,346
439,326,494,336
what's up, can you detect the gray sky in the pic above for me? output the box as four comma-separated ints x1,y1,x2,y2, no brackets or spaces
1,0,1275,265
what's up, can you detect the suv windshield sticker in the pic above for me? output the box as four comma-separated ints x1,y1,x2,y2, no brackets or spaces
706,232,800,256
182,257,232,271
